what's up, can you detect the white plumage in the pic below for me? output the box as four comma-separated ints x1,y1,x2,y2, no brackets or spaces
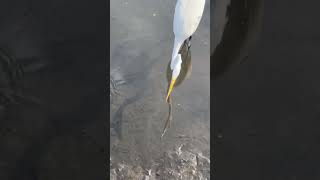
171,54,182,79
163,0,206,137
166,0,206,102
171,0,206,69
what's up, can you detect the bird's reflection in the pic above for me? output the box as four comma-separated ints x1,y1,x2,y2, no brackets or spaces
161,39,192,138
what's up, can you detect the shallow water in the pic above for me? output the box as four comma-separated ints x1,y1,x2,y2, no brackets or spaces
110,0,210,170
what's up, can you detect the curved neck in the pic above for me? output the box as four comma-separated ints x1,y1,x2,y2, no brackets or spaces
171,38,184,68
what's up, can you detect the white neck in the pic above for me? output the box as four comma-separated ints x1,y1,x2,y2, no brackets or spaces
172,54,182,79
171,37,184,69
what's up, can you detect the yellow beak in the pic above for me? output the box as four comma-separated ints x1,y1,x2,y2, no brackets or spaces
165,78,176,103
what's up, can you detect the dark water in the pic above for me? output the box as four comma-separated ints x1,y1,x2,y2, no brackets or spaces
0,0,107,179
214,0,320,179
211,0,264,79
110,0,210,169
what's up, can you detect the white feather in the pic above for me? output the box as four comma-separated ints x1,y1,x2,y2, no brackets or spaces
171,0,206,68
172,54,182,79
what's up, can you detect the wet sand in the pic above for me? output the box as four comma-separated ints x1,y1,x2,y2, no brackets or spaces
110,0,210,178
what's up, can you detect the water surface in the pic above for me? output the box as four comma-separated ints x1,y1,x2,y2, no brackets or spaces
110,0,210,170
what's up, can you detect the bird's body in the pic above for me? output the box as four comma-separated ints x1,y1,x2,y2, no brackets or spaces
162,0,205,137
171,0,206,69
166,0,206,102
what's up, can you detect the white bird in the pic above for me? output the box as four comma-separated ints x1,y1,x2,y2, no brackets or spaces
166,0,206,102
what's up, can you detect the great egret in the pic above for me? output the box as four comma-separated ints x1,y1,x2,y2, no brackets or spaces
165,0,206,102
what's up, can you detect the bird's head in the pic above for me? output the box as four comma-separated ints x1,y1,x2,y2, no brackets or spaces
165,54,182,102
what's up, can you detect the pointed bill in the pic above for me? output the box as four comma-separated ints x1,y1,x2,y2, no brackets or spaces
165,78,176,103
